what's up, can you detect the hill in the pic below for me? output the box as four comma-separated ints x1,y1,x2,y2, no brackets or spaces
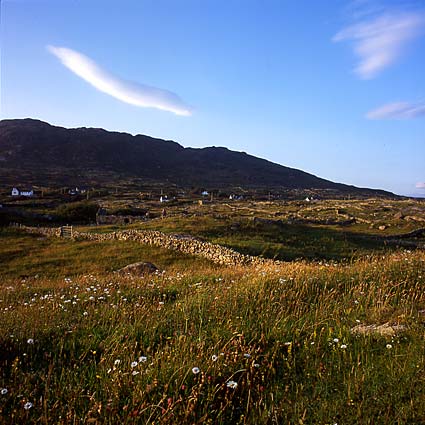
0,118,393,197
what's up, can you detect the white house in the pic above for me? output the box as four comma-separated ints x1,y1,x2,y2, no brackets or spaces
11,187,33,197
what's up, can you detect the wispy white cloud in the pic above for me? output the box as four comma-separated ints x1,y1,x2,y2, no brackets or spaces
366,101,425,119
333,11,425,79
343,0,386,20
47,45,192,116
416,182,425,189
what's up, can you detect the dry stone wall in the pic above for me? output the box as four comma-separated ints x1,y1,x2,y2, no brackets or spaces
17,225,273,267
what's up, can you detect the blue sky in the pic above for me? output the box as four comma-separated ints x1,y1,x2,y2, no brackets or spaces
1,0,424,196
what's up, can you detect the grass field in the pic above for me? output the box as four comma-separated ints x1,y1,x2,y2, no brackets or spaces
1,199,425,424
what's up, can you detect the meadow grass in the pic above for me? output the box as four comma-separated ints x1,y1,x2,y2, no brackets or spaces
1,228,424,423
0,228,215,278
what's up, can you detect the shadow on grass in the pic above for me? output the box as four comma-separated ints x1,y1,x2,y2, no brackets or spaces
210,221,422,261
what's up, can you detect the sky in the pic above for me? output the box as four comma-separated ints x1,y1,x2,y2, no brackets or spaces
1,0,424,196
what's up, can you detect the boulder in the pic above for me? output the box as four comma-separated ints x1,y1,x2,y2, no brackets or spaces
116,262,158,276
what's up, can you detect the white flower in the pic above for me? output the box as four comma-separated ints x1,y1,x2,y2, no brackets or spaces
386,344,393,349
192,367,200,374
333,338,339,343
24,402,33,410
139,356,147,363
131,361,138,368
226,380,238,389
244,353,251,359
340,344,347,349
1,388,7,395
132,371,139,376
27,338,34,345
211,355,218,362
83,311,88,316
114,359,121,366
253,363,260,368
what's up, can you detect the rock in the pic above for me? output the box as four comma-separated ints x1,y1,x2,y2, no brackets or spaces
116,262,158,276
350,322,406,337
378,225,387,230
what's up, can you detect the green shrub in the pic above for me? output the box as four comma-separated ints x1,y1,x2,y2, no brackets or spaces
55,201,98,224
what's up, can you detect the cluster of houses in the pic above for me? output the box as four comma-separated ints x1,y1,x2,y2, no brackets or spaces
10,186,90,198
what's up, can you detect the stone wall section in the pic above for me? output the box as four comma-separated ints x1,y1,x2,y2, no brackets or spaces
17,225,273,267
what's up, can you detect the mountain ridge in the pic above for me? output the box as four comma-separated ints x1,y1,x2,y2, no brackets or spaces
0,118,395,197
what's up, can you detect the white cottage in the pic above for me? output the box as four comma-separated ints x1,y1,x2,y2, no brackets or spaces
11,187,33,197
21,189,34,197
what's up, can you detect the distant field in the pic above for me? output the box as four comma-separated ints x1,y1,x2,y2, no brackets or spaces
78,198,425,261
1,198,424,424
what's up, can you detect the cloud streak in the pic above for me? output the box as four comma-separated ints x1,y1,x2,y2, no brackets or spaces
47,45,192,116
366,101,425,119
416,182,425,189
333,11,425,79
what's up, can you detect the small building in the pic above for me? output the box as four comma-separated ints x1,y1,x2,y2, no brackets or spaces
68,187,88,195
11,187,33,197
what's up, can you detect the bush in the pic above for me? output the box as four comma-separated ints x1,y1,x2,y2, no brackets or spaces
56,201,98,224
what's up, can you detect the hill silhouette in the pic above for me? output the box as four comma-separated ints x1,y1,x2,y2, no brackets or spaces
0,118,393,196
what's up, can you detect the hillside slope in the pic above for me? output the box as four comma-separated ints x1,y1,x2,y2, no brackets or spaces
0,118,392,196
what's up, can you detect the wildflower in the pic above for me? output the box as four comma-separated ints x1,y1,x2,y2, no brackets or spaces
131,361,138,368
114,359,121,366
83,311,88,316
211,355,218,362
253,363,260,368
139,356,147,363
244,353,251,359
1,388,7,395
340,344,347,349
24,402,33,410
27,338,34,345
132,371,139,376
333,338,339,343
192,367,200,374
386,344,393,349
226,380,238,389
